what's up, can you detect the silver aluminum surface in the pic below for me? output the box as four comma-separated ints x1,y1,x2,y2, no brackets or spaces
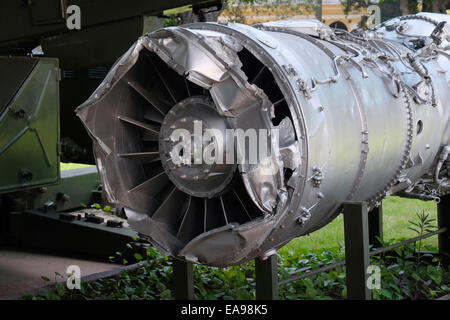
77,13,450,266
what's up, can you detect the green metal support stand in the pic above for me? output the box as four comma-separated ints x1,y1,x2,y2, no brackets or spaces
368,203,383,248
343,201,371,300
438,195,450,268
255,254,279,300
173,259,194,300
169,202,383,300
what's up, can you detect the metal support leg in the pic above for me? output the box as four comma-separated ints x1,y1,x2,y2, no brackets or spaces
368,203,383,248
343,201,371,300
438,195,450,268
255,255,278,300
172,259,194,300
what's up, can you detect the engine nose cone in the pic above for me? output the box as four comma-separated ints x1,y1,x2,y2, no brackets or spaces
159,96,237,198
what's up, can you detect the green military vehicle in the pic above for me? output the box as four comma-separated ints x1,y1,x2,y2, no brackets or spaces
0,0,223,257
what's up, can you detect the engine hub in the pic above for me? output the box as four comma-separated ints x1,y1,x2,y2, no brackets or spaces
159,96,236,198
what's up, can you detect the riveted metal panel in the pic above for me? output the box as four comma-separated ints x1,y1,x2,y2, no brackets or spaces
0,57,60,193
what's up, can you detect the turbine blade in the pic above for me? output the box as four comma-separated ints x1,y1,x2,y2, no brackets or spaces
176,197,204,242
128,81,169,116
152,187,188,227
128,171,170,197
148,56,178,104
118,152,160,162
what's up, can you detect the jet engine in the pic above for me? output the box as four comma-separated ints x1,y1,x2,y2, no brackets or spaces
77,13,450,266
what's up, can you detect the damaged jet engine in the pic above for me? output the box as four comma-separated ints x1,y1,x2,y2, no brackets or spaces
76,13,450,267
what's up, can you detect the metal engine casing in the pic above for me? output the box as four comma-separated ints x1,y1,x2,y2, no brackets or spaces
77,13,450,267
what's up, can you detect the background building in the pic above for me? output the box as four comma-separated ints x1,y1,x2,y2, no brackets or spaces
218,0,367,30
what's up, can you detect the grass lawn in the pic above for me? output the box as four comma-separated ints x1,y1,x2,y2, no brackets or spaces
281,196,438,254
163,5,191,15
61,163,438,252
61,162,93,171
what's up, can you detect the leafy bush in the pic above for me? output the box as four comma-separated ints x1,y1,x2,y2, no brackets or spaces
23,208,449,300
23,241,449,300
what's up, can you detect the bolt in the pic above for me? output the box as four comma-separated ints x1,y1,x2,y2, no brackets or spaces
38,187,48,193
14,109,26,119
19,169,33,182
57,192,70,202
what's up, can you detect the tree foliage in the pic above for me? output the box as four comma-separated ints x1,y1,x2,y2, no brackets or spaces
342,0,449,15
223,0,320,24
